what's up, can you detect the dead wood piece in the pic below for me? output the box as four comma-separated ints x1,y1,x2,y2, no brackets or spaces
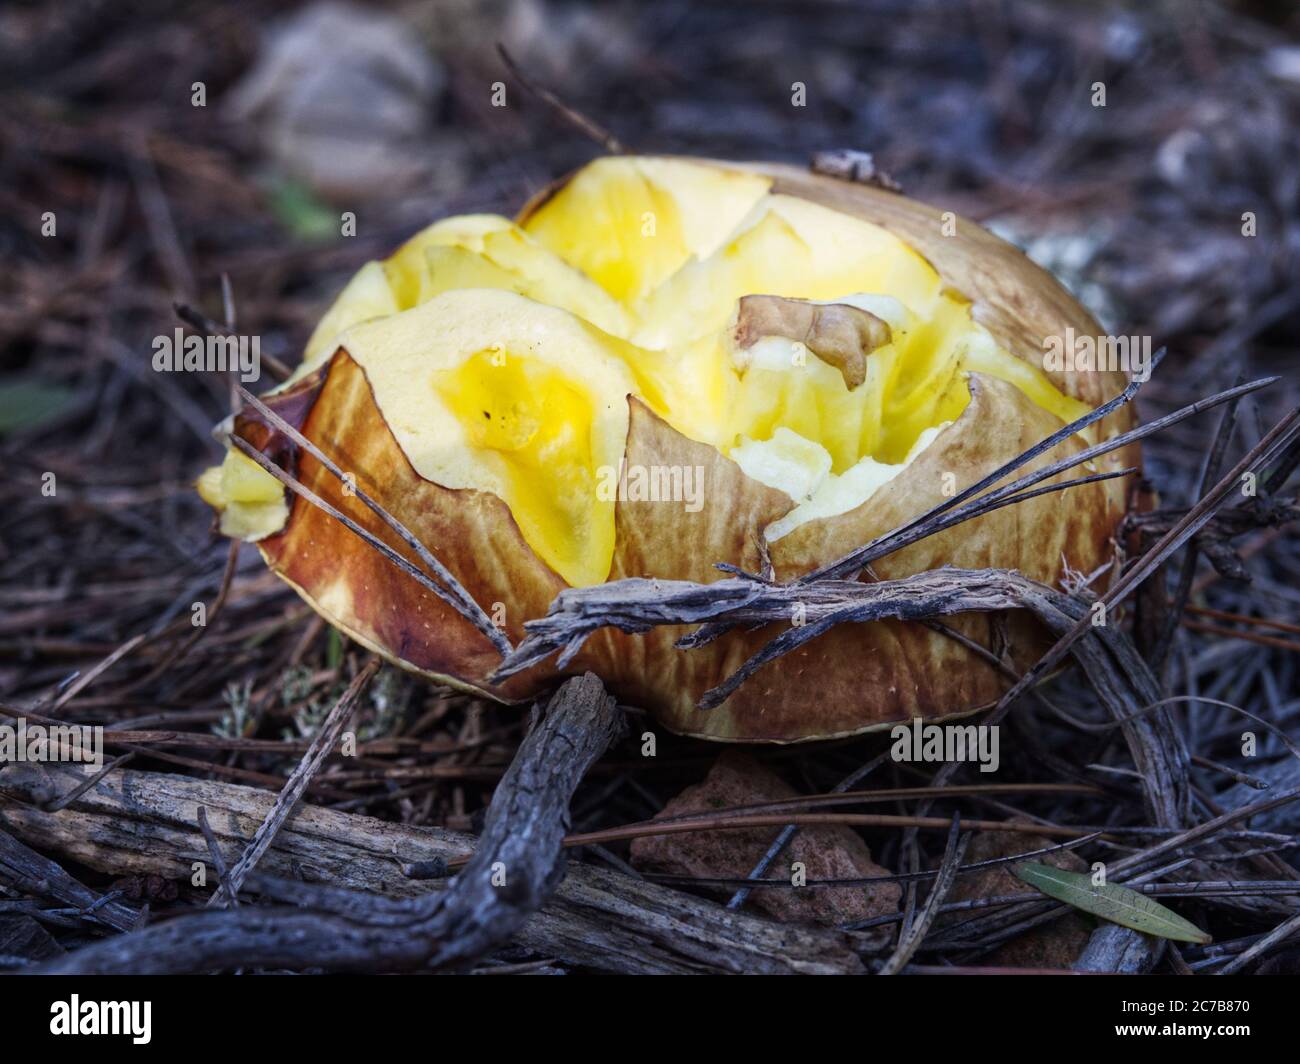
25,673,621,974
1,695,866,973
1124,495,1299,581
498,564,1193,971
0,914,64,963
810,150,902,192
495,566,1189,824
0,820,139,934
1074,922,1157,974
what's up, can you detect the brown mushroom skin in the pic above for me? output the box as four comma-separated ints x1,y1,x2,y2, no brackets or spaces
238,159,1138,743
731,294,893,390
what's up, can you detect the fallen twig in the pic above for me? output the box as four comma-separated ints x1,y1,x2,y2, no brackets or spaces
30,674,624,973
0,727,869,974
209,658,379,906
0,826,139,934
496,44,625,154
879,816,969,975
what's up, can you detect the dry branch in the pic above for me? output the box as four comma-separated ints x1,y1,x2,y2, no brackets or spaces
495,566,1188,824
0,826,140,934
496,44,625,154
0,701,869,974
210,658,379,906
20,674,628,974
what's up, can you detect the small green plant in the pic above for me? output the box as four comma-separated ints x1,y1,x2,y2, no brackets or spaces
213,679,253,739
278,662,414,742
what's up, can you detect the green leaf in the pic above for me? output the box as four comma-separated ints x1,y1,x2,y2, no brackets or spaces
0,379,77,434
1013,862,1212,944
266,177,337,242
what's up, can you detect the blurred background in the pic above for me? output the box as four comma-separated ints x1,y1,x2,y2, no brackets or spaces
4,0,1298,506
0,0,1297,880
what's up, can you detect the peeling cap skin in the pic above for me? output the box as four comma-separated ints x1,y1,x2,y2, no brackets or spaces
731,295,892,390
203,156,1140,743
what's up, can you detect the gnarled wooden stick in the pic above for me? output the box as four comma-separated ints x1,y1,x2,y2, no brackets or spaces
0,827,139,934
492,567,1188,831
1,742,868,974
30,674,624,974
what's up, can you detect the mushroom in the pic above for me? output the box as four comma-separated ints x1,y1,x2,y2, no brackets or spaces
197,155,1138,742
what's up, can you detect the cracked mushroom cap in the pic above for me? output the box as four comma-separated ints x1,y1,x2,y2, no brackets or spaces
198,156,1138,742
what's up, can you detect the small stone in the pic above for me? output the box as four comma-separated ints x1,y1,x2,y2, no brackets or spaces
224,2,447,201
630,751,900,926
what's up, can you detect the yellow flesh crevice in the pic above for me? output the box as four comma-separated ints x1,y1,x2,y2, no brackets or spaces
200,157,1091,587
